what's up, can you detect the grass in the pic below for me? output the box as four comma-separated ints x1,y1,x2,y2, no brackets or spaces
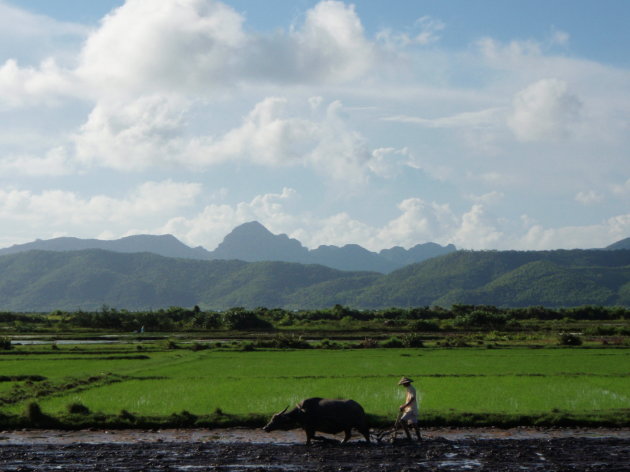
0,346,628,428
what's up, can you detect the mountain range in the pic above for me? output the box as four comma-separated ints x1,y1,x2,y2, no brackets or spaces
0,247,628,312
0,221,456,274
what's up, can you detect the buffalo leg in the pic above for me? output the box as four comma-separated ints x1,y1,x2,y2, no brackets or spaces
342,429,351,444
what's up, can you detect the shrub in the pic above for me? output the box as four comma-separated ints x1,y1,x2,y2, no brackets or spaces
119,409,136,421
438,336,470,348
190,342,211,351
357,337,378,349
558,332,583,346
401,333,424,348
67,402,91,415
255,334,310,349
381,336,404,348
318,338,341,349
586,326,617,336
222,308,274,331
25,402,45,422
0,337,11,350
409,320,440,332
164,339,179,350
169,410,197,427
453,310,510,330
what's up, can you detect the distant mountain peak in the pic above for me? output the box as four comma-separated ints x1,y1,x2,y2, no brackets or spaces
0,221,458,273
0,233,210,260
230,221,273,236
211,221,308,263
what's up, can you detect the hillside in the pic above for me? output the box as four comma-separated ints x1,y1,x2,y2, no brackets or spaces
0,249,374,311
352,250,630,308
0,248,629,311
606,237,630,250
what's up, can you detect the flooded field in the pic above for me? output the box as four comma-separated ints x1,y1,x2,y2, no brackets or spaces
1,428,628,471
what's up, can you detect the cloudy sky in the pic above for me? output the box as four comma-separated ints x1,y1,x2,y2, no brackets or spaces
1,0,629,252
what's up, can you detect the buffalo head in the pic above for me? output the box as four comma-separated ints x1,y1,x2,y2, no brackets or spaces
262,406,300,432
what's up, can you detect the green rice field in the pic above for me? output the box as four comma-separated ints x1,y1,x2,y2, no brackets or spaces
1,346,629,427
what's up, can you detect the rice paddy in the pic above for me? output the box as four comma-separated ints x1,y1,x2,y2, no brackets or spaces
1,345,628,427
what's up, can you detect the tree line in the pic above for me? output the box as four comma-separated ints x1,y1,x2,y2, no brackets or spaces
0,304,628,333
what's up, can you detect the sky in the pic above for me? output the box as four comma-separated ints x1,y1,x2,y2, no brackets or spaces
1,0,629,252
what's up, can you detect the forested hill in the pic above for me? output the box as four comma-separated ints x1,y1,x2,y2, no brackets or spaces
0,248,629,311
0,249,380,312
351,249,630,308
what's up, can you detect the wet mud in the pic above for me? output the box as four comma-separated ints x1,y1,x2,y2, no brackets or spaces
1,428,629,471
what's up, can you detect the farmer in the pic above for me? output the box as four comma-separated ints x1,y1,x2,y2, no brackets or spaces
398,376,421,440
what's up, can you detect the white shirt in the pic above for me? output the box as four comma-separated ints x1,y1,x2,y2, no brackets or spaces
401,384,419,422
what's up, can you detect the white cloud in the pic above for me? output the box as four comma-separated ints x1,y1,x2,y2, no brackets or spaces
375,198,457,248
0,1,87,42
201,97,317,167
292,0,373,82
413,16,446,45
0,58,78,108
477,37,543,66
452,204,503,249
0,1,88,63
549,29,570,47
611,178,630,197
367,147,411,178
0,146,76,176
74,94,193,171
75,0,375,97
0,0,377,108
305,100,374,184
466,191,504,205
0,1,628,254
377,15,445,48
508,78,581,141
0,180,201,242
518,213,630,250
72,95,393,184
300,212,374,248
384,107,504,129
575,190,603,205
76,0,246,96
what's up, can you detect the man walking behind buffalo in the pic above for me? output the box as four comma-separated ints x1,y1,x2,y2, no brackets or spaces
398,376,421,440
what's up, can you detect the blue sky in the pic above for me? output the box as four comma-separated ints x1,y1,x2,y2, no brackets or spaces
1,0,629,251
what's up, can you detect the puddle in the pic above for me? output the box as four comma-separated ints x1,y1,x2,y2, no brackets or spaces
434,459,482,470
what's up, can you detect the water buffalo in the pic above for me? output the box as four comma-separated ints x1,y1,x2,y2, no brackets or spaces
263,397,371,445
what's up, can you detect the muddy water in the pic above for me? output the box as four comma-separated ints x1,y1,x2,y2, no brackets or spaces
0,428,629,471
